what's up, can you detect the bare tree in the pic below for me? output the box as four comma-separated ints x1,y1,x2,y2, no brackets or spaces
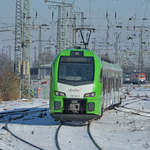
0,54,19,101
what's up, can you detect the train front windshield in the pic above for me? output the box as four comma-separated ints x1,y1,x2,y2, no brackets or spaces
58,56,94,85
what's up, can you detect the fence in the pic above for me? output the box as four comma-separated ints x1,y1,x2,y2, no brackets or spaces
30,80,50,99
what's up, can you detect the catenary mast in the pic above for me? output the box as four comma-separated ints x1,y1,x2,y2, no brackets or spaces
14,0,22,74
14,0,31,98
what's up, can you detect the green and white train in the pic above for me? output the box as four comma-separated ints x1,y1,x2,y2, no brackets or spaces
50,49,122,122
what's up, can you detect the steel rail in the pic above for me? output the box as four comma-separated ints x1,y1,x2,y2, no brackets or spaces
87,122,103,150
1,124,45,150
55,124,62,150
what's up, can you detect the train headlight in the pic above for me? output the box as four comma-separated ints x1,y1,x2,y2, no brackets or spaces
88,102,95,111
84,92,95,97
54,101,61,110
55,91,66,96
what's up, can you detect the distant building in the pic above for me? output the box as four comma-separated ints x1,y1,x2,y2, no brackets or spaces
30,64,51,99
30,64,51,80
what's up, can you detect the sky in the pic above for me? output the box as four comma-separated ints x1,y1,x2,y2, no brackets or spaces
0,0,149,36
0,0,150,25
0,0,150,66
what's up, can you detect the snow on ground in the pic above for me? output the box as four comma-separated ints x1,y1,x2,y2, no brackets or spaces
0,84,150,150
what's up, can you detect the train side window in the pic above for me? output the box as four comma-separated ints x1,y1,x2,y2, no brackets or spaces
50,68,52,80
108,78,110,93
119,77,122,88
103,77,106,95
105,74,108,93
114,78,117,91
100,69,103,83
110,78,113,90
116,78,119,91
108,78,112,93
113,78,115,89
103,77,105,91
50,69,52,76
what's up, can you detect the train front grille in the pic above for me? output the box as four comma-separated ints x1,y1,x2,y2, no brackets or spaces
63,99,86,114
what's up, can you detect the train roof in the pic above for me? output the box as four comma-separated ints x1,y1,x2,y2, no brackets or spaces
102,61,122,73
57,49,122,73
58,49,96,56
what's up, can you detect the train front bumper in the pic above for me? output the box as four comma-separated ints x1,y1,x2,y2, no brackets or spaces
51,113,99,122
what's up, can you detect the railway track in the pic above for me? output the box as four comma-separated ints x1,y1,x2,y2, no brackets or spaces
1,103,103,150
115,106,150,118
121,97,149,107
1,85,149,150
87,122,103,150
0,106,49,149
0,105,48,122
1,124,45,150
1,121,102,150
55,124,62,150
115,94,150,118
55,122,103,150
0,104,48,116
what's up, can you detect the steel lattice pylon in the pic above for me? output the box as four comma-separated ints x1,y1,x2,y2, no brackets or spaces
14,0,31,99
14,0,22,74
44,0,73,52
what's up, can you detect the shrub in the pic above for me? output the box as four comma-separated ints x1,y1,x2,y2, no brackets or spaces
0,55,19,101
